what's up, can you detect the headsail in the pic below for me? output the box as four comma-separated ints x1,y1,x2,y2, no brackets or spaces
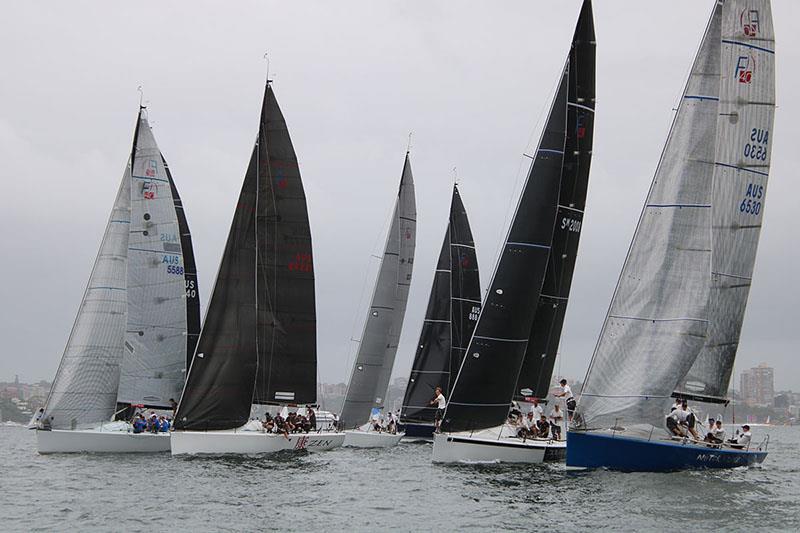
400,185,480,425
514,0,596,402
175,83,316,431
340,155,416,428
675,0,775,403
441,67,569,433
117,110,191,409
42,165,131,429
576,3,722,429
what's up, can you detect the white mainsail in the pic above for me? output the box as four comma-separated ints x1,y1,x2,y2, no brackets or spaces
577,3,722,430
117,112,188,408
677,0,776,401
43,167,131,430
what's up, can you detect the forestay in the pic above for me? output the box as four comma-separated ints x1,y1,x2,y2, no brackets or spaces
340,156,416,428
577,3,722,429
400,185,480,425
117,111,189,408
676,0,775,403
43,166,132,430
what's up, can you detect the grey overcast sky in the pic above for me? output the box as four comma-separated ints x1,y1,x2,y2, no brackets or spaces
1,1,797,391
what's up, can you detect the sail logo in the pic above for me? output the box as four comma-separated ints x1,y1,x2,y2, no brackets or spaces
142,181,158,200
405,228,413,240
288,252,312,272
576,113,587,139
460,253,471,268
740,8,760,37
734,55,754,84
145,159,158,177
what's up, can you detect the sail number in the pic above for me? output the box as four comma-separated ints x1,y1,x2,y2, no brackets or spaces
468,306,480,321
167,265,185,276
743,128,769,161
186,279,196,298
561,217,582,233
739,182,763,216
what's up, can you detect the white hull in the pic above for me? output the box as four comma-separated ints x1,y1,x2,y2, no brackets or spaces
37,429,170,454
171,429,345,456
432,428,566,464
343,430,404,448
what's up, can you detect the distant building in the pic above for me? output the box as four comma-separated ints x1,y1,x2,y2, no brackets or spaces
740,363,775,407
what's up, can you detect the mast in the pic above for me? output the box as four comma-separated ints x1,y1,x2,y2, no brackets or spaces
441,64,569,433
400,185,480,425
175,82,316,431
674,0,775,404
117,109,192,409
514,0,596,402
576,2,723,430
340,155,416,428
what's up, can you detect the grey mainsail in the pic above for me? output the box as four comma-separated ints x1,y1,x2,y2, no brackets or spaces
676,0,775,403
42,166,131,429
340,155,416,428
117,110,190,409
576,3,723,430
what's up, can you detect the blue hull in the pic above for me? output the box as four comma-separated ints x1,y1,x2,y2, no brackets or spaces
401,422,435,440
566,430,767,472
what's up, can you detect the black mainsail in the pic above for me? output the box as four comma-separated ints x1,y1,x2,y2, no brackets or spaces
442,71,569,433
175,83,316,431
400,185,480,426
514,0,595,401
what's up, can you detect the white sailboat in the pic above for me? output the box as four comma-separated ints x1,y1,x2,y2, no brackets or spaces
432,0,596,464
341,154,416,449
171,81,344,456
37,108,200,453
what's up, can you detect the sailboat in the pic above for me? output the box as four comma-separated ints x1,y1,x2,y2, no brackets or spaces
37,108,201,453
567,0,774,471
432,0,596,464
171,81,344,455
399,184,480,441
341,154,416,448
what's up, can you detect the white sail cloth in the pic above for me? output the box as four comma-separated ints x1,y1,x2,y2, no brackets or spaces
677,0,776,400
578,3,721,429
118,114,188,407
43,168,132,430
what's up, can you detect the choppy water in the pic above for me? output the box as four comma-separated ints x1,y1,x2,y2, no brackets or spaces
1,425,798,532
